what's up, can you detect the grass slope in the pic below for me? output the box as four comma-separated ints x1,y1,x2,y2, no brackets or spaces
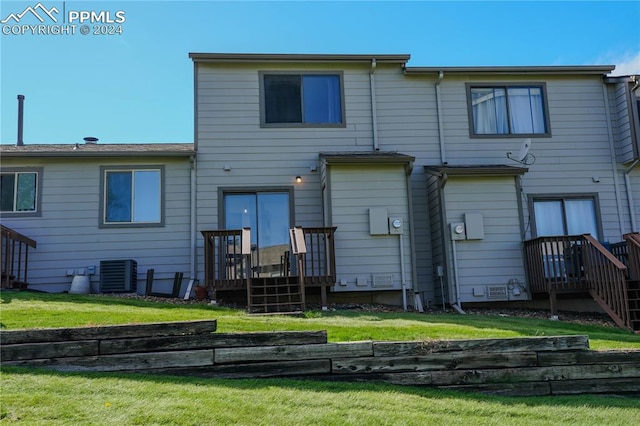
2,291,639,425
1,292,639,350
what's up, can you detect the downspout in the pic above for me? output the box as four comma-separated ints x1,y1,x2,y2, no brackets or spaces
190,154,197,283
625,159,639,232
602,83,625,235
405,163,422,312
370,59,379,151
435,72,446,164
627,78,640,232
440,172,465,314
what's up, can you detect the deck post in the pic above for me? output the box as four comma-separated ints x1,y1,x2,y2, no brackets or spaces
549,289,558,318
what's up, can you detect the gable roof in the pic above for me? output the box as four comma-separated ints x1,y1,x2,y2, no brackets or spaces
0,143,195,158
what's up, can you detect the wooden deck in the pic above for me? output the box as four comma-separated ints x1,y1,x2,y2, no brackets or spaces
524,233,640,331
201,227,337,313
1,225,36,289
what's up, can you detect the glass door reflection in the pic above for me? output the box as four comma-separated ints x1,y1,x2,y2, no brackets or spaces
225,192,290,277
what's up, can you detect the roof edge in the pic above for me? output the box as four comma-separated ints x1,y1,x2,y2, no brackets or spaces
321,152,415,165
189,53,411,64
424,165,528,177
405,65,616,75
0,143,195,158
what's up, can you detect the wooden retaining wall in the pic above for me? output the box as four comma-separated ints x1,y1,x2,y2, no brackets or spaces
1,320,639,396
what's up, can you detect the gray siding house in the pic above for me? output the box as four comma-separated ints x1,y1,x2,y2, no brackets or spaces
1,143,195,295
2,54,639,327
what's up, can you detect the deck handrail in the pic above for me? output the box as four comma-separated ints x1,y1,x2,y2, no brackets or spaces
581,234,630,329
200,229,251,301
201,226,337,291
523,234,589,294
524,234,630,329
301,227,337,286
623,233,640,281
1,225,37,289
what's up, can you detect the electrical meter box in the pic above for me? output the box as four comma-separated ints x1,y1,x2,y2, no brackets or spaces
388,217,404,234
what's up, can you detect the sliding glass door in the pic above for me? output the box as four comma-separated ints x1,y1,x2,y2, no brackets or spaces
224,191,291,277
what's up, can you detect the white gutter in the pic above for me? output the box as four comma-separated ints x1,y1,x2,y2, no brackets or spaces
370,59,379,151
435,71,446,164
602,83,625,235
625,159,639,232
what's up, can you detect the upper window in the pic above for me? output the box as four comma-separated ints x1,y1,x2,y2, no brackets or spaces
261,73,344,126
101,167,163,227
0,169,41,216
467,83,550,137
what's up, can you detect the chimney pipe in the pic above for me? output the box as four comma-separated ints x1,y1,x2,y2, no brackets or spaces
17,95,25,146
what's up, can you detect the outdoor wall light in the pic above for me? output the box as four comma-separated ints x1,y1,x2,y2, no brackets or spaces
295,176,302,183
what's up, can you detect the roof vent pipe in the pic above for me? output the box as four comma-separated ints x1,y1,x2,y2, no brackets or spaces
16,95,25,146
84,137,99,144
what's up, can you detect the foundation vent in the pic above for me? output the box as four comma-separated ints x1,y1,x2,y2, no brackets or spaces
487,285,508,299
372,274,394,288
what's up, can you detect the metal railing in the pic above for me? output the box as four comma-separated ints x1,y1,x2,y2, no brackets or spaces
1,225,37,289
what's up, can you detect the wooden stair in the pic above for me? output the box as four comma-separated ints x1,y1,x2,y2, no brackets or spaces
248,276,305,314
628,280,640,332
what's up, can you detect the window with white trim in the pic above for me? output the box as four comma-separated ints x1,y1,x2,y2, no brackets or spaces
0,170,38,214
261,73,344,126
468,84,550,137
101,167,163,226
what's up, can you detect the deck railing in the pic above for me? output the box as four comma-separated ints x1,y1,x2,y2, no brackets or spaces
623,233,640,281
524,234,630,329
1,225,37,289
201,229,251,300
523,235,589,294
201,227,337,294
581,234,630,329
300,227,337,286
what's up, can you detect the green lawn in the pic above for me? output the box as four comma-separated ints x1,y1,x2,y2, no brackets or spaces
1,292,639,350
2,291,639,425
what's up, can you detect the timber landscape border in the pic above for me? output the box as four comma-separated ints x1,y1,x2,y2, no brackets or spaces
1,319,639,397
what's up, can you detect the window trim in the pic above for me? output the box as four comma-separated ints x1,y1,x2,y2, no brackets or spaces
466,82,551,138
99,165,165,228
528,193,602,239
259,71,346,128
0,167,43,218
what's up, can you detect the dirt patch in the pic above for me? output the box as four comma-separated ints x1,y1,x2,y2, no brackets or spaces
95,294,618,328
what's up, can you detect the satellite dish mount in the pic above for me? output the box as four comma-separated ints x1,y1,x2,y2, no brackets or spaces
507,138,535,165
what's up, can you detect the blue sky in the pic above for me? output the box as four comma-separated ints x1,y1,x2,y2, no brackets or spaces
1,0,639,144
